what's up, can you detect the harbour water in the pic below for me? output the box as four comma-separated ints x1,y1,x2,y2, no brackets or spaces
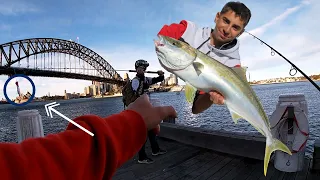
0,81,319,158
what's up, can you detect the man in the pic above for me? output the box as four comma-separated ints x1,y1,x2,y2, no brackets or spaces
0,94,177,180
157,1,251,114
131,59,167,164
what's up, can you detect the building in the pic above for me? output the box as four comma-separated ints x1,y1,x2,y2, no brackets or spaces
92,81,101,95
90,84,98,96
64,90,80,99
124,73,129,81
161,74,178,86
170,74,178,85
83,81,113,96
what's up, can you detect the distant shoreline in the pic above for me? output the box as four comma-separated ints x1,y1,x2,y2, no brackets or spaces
250,79,320,86
1,80,318,105
0,93,123,105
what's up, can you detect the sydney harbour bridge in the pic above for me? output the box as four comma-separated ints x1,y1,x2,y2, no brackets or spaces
0,38,126,87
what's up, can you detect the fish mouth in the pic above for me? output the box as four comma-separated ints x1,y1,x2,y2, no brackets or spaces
154,34,165,47
154,35,194,71
155,49,191,72
155,48,180,72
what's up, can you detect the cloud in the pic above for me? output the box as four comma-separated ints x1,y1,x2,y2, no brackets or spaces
92,45,166,80
237,0,319,80
0,24,11,31
0,1,40,16
239,1,307,41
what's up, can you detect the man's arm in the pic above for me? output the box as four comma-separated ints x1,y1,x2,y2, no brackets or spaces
0,110,147,180
151,74,164,84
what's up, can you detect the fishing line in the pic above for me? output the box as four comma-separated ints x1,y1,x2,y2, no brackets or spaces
244,31,320,92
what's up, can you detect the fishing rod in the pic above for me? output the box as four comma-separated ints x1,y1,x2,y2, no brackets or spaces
245,31,320,92
116,69,159,74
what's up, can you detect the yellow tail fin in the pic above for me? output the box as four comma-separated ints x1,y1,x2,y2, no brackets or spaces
264,138,292,176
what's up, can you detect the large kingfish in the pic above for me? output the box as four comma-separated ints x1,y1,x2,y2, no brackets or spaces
154,35,292,176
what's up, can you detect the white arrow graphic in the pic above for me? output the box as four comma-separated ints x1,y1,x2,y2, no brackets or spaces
45,102,94,136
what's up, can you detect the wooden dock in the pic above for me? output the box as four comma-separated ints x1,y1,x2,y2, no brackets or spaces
112,122,320,180
112,137,319,180
14,110,320,180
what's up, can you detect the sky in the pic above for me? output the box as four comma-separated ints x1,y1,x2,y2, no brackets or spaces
0,0,318,99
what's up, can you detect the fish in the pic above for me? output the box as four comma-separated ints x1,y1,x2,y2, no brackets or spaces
154,35,292,176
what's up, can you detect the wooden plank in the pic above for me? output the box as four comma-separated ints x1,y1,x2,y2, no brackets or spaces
164,151,217,180
170,151,220,179
181,153,227,180
112,145,191,179
113,138,186,176
207,158,243,180
231,159,262,180
268,167,285,180
246,160,271,180
148,147,201,179
139,150,213,180
130,146,200,177
220,158,258,180
192,155,234,180
112,171,136,180
159,123,266,160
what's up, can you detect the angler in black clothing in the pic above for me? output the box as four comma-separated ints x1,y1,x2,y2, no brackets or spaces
131,59,167,164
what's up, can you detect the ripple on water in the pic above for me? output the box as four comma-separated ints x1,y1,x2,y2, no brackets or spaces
0,81,319,158
162,81,320,158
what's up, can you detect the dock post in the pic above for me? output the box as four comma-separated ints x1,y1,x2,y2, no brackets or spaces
16,109,44,143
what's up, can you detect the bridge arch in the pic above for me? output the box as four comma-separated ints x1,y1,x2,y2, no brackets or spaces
0,38,122,80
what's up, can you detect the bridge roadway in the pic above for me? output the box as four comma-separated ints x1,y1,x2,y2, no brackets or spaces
0,67,125,85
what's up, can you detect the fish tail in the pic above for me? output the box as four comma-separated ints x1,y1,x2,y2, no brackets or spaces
264,138,292,176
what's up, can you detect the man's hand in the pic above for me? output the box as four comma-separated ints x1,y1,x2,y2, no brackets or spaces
157,70,164,76
209,91,224,105
127,94,177,130
192,90,224,114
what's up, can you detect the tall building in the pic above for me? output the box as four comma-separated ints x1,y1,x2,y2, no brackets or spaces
170,74,178,85
90,85,98,96
92,81,101,95
124,73,129,81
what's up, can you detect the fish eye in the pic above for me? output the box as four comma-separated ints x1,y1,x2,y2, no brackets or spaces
171,41,181,48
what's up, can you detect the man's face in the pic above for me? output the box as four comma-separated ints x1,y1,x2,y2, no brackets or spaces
212,10,245,44
136,66,145,75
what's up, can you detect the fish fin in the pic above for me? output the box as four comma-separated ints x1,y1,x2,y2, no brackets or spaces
229,109,243,124
193,62,204,76
231,66,248,82
185,83,197,104
264,138,292,176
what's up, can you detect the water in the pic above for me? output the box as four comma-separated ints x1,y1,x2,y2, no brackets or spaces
0,81,319,158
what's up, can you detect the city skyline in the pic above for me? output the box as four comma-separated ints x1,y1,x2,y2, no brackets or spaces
2,71,320,100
